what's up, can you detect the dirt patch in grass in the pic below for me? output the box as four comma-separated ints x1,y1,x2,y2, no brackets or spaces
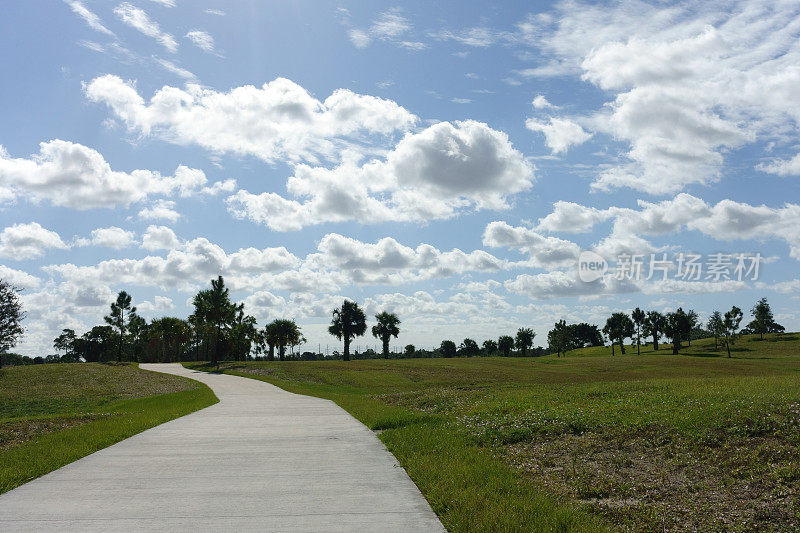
504,431,800,531
0,416,98,450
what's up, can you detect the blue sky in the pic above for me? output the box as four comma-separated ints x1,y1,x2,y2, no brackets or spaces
2,0,800,356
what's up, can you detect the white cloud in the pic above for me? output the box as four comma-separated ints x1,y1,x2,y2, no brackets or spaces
536,201,614,233
505,270,638,300
227,120,534,230
65,1,115,37
517,1,800,193
152,57,196,80
0,265,41,289
0,140,222,209
348,29,371,48
186,30,216,53
138,199,180,222
113,2,178,53
306,233,507,285
347,9,425,51
149,0,175,7
482,221,580,268
757,154,800,176
0,222,68,260
141,225,180,251
532,95,557,110
137,295,175,315
47,238,303,293
431,27,503,47
370,10,411,39
525,117,592,154
85,75,417,164
204,9,225,16
87,227,136,249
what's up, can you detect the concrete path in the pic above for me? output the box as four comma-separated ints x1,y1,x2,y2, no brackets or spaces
0,363,444,532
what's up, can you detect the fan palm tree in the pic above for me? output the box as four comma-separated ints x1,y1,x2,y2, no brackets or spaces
329,300,366,361
371,311,400,358
265,319,304,360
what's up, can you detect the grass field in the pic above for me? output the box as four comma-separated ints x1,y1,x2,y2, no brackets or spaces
0,363,218,494
187,333,800,532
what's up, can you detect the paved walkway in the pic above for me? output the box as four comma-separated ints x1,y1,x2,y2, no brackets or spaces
0,363,444,532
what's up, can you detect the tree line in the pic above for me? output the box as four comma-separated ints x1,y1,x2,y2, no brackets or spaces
547,297,783,358
0,274,788,366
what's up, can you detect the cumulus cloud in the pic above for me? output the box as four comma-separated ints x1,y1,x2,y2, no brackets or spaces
141,225,180,250
0,265,41,289
46,238,303,293
86,227,136,249
228,120,534,230
0,141,224,209
510,1,800,193
482,221,580,268
137,295,175,315
113,2,178,52
525,117,592,154
0,222,68,260
532,193,800,260
84,75,417,164
306,233,507,285
138,199,180,222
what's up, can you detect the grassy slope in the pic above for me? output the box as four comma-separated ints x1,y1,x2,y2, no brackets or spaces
187,333,800,532
0,363,218,493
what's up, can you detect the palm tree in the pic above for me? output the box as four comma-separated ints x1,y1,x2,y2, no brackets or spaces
104,290,136,362
192,276,236,366
230,307,258,361
371,311,400,359
515,328,535,357
329,300,367,361
631,307,645,355
266,319,304,360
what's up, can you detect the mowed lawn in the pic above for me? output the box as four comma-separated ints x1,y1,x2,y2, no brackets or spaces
0,363,218,493
188,333,800,532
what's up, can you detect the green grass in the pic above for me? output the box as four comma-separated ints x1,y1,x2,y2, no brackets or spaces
186,333,800,532
0,363,218,493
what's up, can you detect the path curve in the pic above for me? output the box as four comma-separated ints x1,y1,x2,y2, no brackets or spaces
0,363,444,532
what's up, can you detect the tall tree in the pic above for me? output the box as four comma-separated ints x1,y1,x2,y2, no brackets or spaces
498,335,514,357
328,300,366,361
707,311,725,350
685,309,699,346
547,320,570,357
603,312,635,356
371,311,400,359
631,307,645,355
643,311,666,350
723,306,744,358
440,339,457,358
104,291,136,362
53,328,77,362
663,308,692,355
0,279,24,368
148,317,190,362
192,276,236,366
750,297,774,340
515,328,535,357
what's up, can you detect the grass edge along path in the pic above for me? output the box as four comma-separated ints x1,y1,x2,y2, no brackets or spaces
0,366,218,494
184,362,607,532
